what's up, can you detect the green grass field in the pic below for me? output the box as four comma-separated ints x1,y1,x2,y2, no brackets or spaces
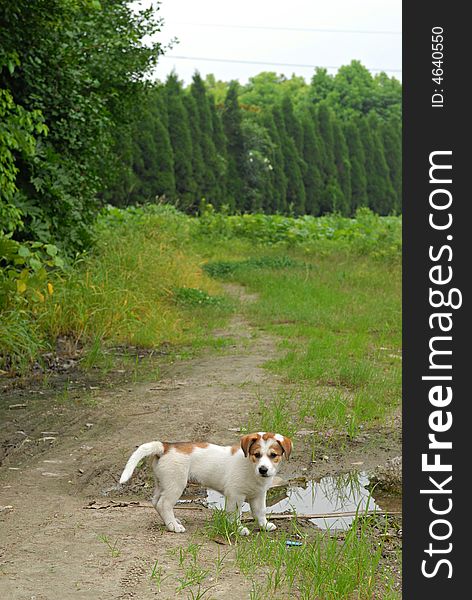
211,251,400,439
193,207,401,439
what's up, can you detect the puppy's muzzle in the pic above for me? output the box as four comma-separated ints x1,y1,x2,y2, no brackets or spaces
258,466,269,477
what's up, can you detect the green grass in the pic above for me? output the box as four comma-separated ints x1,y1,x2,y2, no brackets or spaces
0,309,45,372
211,250,402,436
156,506,401,598
205,508,244,544
233,516,399,599
157,511,400,599
0,206,233,372
202,255,306,278
97,534,121,558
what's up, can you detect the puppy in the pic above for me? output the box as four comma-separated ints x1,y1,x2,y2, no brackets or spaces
119,431,292,534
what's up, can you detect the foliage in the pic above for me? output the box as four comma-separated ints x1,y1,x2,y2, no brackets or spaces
0,0,163,252
0,234,64,307
234,517,398,599
198,205,401,259
104,61,401,218
0,204,229,371
223,81,246,210
165,73,196,210
0,88,48,233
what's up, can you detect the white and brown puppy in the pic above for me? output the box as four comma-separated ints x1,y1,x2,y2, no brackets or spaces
119,431,292,534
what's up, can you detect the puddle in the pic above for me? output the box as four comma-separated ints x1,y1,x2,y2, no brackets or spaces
204,471,400,530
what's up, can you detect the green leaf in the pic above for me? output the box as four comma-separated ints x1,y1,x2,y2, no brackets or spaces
18,246,31,258
53,256,65,268
28,257,42,272
45,244,58,257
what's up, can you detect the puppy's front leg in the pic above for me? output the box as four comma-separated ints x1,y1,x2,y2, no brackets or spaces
225,495,250,536
249,494,276,532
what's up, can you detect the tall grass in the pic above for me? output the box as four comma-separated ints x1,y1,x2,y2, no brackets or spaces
0,309,44,371
39,217,224,346
0,206,230,371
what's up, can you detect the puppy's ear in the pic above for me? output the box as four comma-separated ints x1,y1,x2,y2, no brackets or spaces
240,433,259,457
277,436,293,459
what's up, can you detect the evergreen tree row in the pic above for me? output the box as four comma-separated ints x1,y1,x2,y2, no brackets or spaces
108,67,401,217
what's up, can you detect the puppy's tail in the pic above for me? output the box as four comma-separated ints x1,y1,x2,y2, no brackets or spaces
119,441,165,484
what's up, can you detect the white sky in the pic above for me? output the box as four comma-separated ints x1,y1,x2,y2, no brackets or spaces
145,0,402,85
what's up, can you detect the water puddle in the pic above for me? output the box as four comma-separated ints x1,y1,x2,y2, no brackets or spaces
204,471,399,530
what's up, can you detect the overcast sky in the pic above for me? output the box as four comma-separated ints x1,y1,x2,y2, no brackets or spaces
146,0,402,85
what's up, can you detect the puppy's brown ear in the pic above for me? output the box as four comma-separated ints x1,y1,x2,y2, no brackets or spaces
278,436,293,459
240,433,259,457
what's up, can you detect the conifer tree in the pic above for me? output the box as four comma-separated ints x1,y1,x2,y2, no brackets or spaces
343,119,368,212
241,114,276,212
381,117,402,212
165,73,195,210
261,110,287,213
190,73,221,205
315,102,343,213
130,90,175,202
183,92,205,203
332,120,351,215
222,81,246,210
273,104,306,214
300,110,323,215
209,99,229,209
359,114,396,214
281,95,303,152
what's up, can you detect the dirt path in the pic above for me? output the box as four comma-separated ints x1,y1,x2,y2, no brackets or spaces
0,287,283,599
0,286,400,599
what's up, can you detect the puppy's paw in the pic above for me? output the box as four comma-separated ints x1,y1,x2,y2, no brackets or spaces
263,521,277,532
167,520,186,533
238,526,250,536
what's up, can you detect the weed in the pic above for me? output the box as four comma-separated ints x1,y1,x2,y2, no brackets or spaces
81,335,113,371
234,512,398,599
0,309,45,372
205,508,242,545
173,287,227,308
245,391,297,439
150,559,170,591
97,534,120,558
175,543,210,593
186,585,215,600
213,545,230,581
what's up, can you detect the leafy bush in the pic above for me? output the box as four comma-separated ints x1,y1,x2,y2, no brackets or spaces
198,204,401,259
1,0,163,253
0,234,64,309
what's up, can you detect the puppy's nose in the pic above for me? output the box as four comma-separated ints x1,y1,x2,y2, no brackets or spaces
259,466,269,475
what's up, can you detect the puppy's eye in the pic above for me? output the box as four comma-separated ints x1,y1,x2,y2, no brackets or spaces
270,452,278,458
254,452,262,459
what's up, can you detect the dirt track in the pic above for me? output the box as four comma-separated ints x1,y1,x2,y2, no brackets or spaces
0,287,400,599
